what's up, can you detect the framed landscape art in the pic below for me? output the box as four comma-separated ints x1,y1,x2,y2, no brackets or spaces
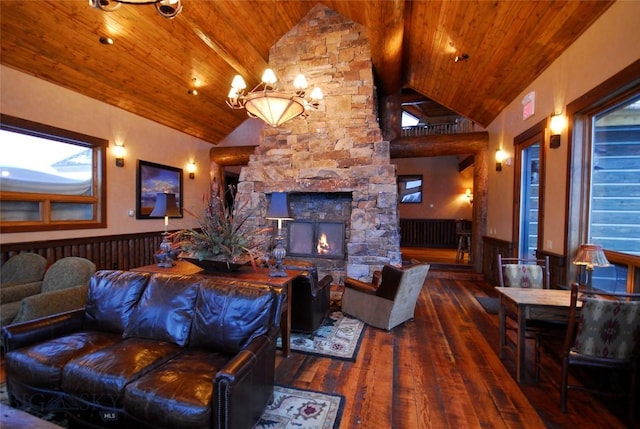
136,160,183,219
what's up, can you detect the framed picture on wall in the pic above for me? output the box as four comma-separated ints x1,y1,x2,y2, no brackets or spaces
398,175,423,203
136,160,183,219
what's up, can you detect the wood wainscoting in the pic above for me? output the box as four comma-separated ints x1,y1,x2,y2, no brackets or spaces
482,236,567,287
0,232,165,270
400,218,471,248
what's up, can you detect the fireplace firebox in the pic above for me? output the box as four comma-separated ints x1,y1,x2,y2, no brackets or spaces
287,221,345,259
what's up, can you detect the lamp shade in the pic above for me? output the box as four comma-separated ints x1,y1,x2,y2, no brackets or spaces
244,92,305,127
573,243,611,268
266,192,293,220
149,193,181,217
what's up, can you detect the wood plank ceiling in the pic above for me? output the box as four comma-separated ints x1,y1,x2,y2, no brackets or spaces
0,1,613,145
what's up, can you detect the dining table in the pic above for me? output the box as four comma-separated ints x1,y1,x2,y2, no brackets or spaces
495,286,573,383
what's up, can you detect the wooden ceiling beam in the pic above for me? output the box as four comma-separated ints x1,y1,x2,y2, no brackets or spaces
390,132,488,158
210,146,257,166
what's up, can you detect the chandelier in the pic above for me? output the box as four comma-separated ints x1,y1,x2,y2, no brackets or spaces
90,0,183,19
227,69,323,127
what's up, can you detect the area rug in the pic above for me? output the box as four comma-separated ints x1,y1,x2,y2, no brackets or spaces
278,308,366,361
1,383,343,429
475,296,499,314
255,385,344,429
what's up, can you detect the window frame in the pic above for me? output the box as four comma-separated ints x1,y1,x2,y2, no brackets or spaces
0,114,107,233
566,60,640,292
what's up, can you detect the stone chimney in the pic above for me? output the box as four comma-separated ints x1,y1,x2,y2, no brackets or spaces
235,4,401,282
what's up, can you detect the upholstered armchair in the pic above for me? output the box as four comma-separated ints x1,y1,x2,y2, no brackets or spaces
1,256,96,328
1,253,48,304
342,262,430,330
281,259,333,333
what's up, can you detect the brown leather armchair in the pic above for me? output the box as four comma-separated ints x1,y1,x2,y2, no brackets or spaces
342,262,430,330
281,259,333,333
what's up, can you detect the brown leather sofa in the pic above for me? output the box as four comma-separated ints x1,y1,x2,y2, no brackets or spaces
1,270,285,429
281,259,333,333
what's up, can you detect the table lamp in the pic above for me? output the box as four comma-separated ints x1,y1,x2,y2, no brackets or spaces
573,243,611,289
265,192,294,277
150,192,181,268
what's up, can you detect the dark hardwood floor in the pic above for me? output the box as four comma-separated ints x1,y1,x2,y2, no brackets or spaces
276,254,632,428
0,248,631,428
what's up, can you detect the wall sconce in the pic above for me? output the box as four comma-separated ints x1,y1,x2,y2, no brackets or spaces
495,148,507,172
549,113,566,149
187,161,196,179
113,144,125,167
465,188,473,204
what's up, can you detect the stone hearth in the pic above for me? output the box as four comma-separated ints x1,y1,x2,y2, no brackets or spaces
234,5,401,283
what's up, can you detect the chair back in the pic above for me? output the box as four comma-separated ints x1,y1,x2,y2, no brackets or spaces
41,257,96,293
0,253,47,287
498,254,549,289
565,282,640,361
378,263,430,303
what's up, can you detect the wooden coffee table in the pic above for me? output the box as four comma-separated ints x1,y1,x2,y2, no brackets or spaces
132,260,299,357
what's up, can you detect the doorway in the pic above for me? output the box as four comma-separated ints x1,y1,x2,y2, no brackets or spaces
513,122,546,258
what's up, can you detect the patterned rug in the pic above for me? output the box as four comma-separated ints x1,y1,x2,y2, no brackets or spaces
255,385,344,429
0,383,343,429
279,308,366,361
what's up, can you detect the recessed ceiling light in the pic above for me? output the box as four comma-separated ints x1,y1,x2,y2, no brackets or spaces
99,36,114,45
187,89,198,95
454,53,469,63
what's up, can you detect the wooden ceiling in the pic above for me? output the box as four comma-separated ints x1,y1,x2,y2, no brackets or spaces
0,1,613,145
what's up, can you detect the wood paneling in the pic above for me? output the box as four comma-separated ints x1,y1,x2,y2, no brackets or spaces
0,232,164,270
0,1,613,145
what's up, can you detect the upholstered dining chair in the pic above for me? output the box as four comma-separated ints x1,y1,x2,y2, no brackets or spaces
497,254,564,381
342,262,430,330
561,282,640,426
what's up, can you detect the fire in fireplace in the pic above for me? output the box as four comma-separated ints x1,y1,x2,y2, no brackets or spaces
287,221,345,259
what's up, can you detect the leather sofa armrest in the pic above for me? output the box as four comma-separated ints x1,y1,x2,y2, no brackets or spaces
1,308,85,352
344,277,377,295
215,328,278,429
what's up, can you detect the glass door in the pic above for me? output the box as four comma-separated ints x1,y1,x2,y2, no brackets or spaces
519,142,540,258
513,125,545,259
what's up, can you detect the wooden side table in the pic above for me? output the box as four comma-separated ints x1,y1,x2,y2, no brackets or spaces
132,260,298,357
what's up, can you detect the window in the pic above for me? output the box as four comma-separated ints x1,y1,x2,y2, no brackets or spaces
567,63,640,293
588,96,640,255
398,175,423,203
0,114,107,232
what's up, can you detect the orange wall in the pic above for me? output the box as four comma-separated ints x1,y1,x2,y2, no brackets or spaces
394,156,473,220
485,0,640,256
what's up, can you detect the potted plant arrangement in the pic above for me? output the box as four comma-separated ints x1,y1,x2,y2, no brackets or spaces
173,179,271,272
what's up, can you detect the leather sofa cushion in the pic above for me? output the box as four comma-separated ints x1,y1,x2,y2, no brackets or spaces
123,274,199,347
190,279,276,353
62,337,181,407
5,331,121,389
84,270,151,332
124,349,230,429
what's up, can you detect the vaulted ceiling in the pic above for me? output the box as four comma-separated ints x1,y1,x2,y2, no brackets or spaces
0,1,613,145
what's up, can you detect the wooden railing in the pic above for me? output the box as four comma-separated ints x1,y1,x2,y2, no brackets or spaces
400,219,465,249
0,231,166,270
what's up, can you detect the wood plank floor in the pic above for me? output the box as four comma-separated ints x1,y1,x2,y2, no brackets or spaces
276,274,630,428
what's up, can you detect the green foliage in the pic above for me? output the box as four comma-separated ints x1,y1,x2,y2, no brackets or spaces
174,183,270,264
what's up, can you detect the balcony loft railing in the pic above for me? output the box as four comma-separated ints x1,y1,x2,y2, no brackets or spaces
401,118,476,137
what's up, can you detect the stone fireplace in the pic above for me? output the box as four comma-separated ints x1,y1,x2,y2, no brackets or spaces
234,5,401,283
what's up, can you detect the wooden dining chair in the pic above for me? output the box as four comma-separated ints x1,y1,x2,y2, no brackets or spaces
561,282,640,426
498,254,564,381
